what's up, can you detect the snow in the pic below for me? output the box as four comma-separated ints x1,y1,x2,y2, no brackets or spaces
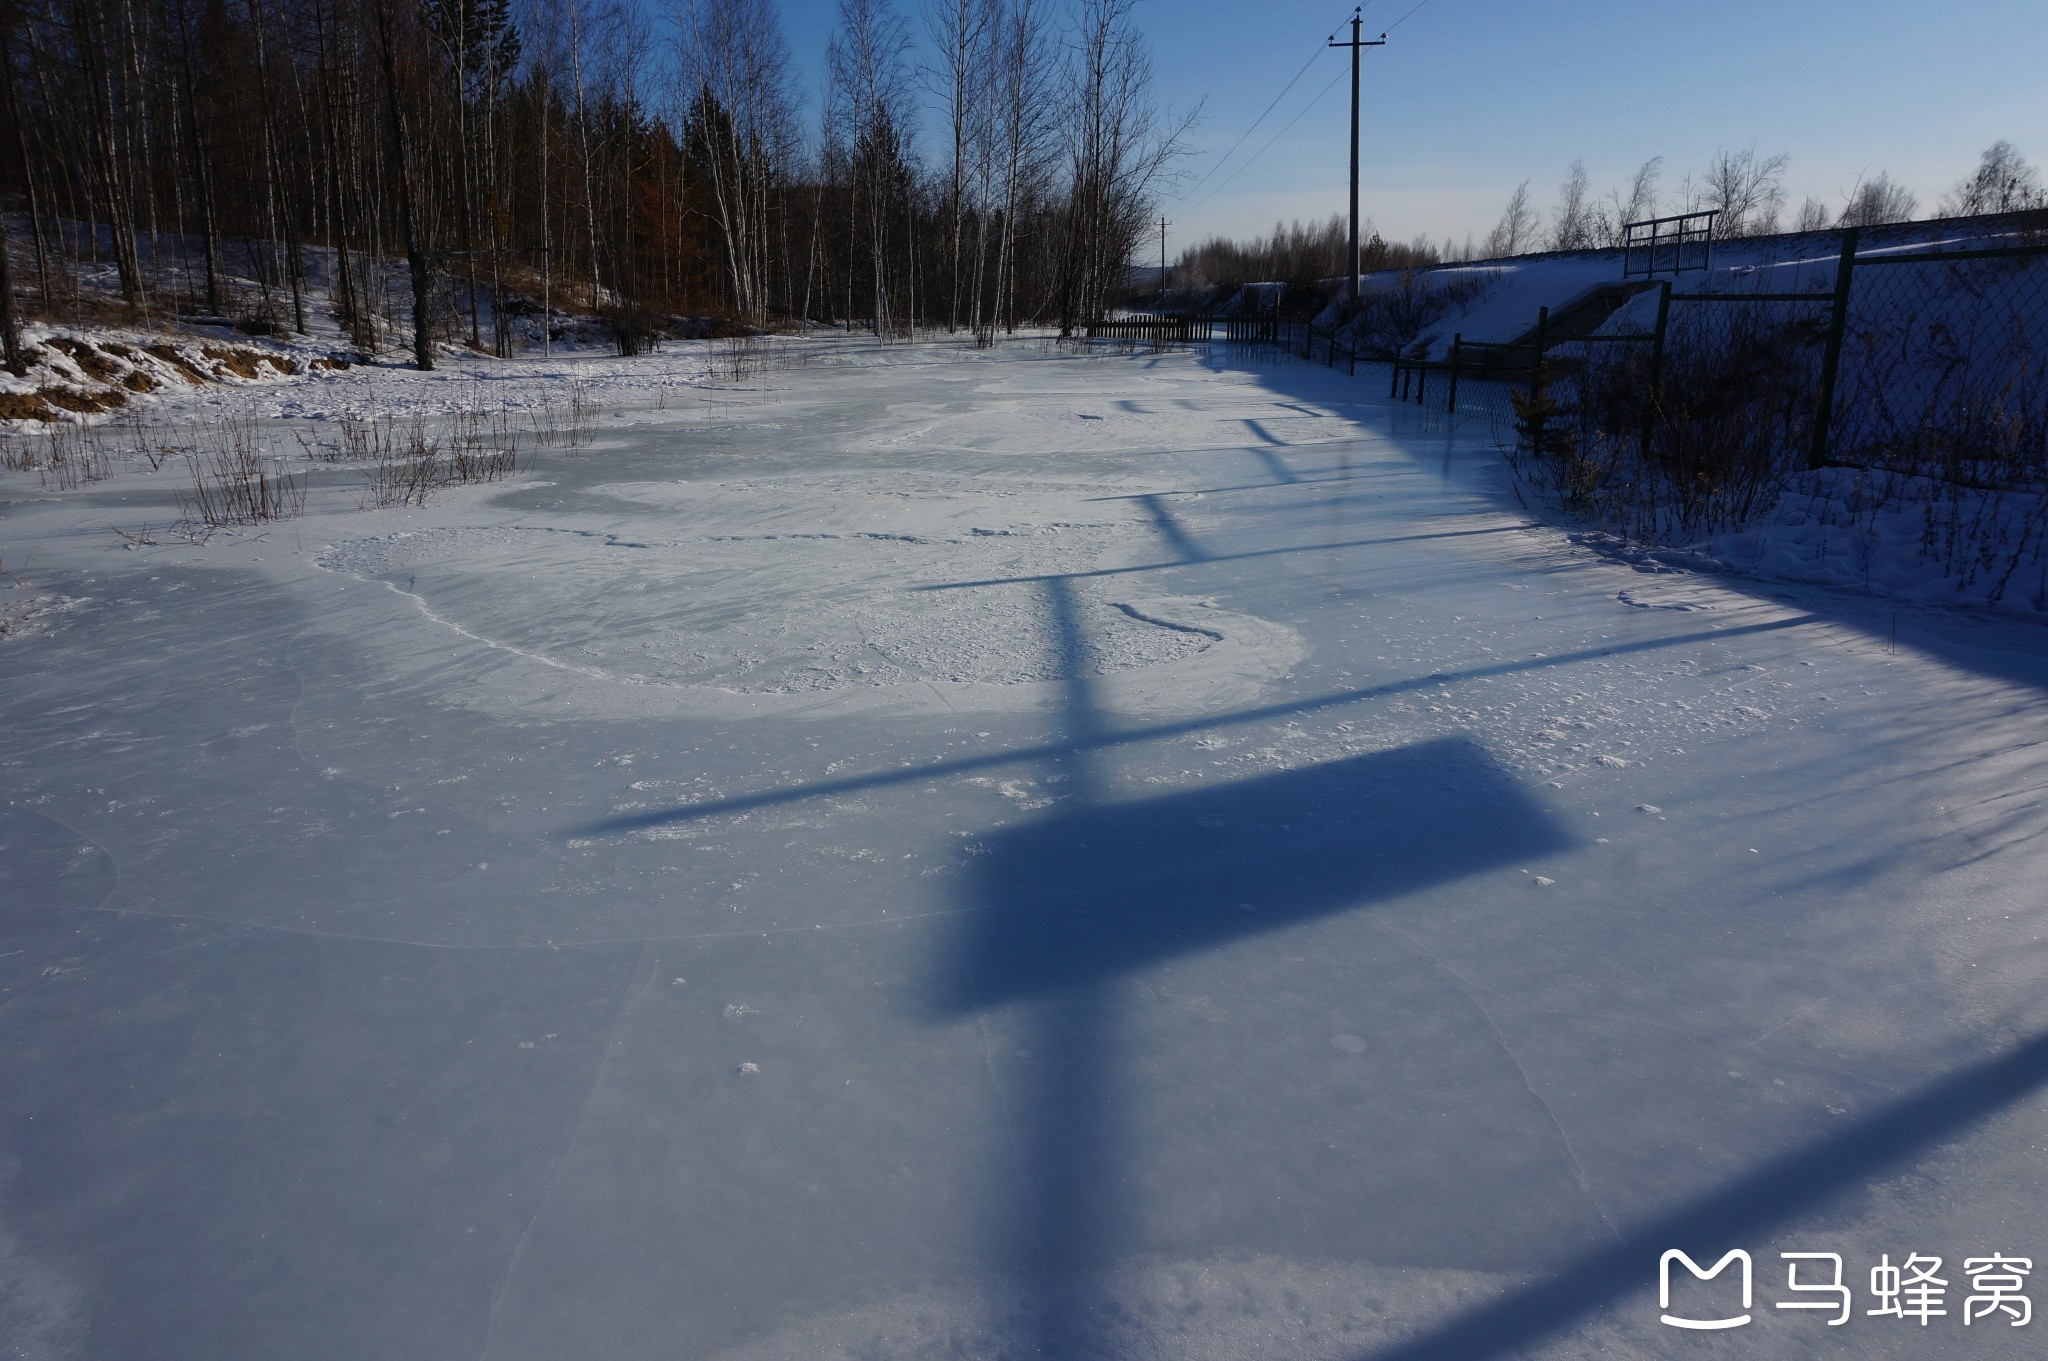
1344,217,2048,362
4,334,2048,1359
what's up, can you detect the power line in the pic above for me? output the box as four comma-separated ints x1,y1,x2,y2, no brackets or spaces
1169,6,1372,208
1169,44,1327,208
1172,2,1429,231
1386,0,1438,31
1179,65,1350,219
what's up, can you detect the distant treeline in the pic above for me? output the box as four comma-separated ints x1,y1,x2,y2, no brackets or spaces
0,0,1194,370
1175,142,2048,301
1172,215,1442,293
1477,141,2048,259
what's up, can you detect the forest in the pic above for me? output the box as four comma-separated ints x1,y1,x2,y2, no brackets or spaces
0,0,1192,369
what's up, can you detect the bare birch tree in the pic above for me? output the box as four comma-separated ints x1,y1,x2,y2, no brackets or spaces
1484,180,1534,257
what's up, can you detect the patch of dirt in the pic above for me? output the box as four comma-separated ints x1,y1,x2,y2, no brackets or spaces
47,338,121,381
145,344,212,383
0,392,53,421
121,371,160,393
200,344,290,379
43,386,125,414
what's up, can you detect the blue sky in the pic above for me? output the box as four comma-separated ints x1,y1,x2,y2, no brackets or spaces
770,0,2048,251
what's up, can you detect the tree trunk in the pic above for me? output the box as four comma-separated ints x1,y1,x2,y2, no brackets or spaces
0,210,24,376
373,0,434,370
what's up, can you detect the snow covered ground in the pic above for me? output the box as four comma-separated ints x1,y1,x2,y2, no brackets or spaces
4,335,2048,1359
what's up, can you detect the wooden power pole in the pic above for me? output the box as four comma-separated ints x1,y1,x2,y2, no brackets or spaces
1329,11,1385,303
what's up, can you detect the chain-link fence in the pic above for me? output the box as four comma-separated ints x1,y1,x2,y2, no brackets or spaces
1536,287,1833,539
1830,245,2048,484
1453,227,2048,599
1187,228,2047,603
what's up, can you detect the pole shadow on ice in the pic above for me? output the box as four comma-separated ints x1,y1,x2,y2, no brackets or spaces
933,734,1570,1014
928,573,1574,1357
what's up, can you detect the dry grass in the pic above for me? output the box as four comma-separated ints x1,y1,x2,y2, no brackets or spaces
528,379,595,448
180,413,305,525
0,392,52,421
38,424,114,490
43,385,126,414
200,345,289,380
342,381,522,507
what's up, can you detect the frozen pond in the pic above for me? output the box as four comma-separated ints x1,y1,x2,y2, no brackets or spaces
4,336,2047,1358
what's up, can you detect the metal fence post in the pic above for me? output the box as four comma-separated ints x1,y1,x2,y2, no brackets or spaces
1810,225,1860,469
1640,280,1671,461
1447,334,1461,413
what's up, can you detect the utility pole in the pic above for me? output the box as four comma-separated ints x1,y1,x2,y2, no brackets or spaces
1329,11,1385,303
1159,216,1169,298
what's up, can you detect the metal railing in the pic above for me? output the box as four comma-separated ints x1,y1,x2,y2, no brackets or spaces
1622,210,1719,278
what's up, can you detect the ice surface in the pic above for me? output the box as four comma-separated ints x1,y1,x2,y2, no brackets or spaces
4,336,2048,1359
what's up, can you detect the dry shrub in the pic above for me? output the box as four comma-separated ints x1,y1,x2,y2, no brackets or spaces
181,413,305,525
352,383,521,507
1526,281,2048,599
37,424,113,489
360,428,443,508
714,336,761,382
1527,303,1825,539
447,381,522,480
529,379,594,448
5,422,116,488
103,414,176,471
